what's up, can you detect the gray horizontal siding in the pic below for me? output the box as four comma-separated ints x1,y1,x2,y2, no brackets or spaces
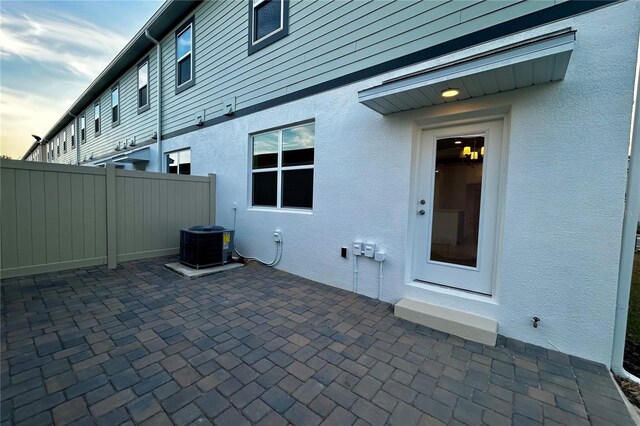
158,0,556,135
46,0,567,159
49,48,158,165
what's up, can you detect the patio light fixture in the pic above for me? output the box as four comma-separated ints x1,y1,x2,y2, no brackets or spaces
441,88,460,98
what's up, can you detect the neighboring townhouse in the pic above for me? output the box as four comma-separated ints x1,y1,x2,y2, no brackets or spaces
29,0,640,369
21,141,44,162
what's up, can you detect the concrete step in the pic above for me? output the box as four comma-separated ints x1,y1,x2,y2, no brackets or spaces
394,298,498,346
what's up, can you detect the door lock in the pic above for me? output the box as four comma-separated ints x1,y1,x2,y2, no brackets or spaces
418,209,425,215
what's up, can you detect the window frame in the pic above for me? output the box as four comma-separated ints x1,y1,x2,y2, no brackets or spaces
247,0,289,55
80,115,86,143
250,121,315,210
165,148,191,175
111,83,120,127
94,101,101,136
175,17,195,94
137,56,150,113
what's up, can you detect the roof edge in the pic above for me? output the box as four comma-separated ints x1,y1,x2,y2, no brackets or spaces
41,0,201,144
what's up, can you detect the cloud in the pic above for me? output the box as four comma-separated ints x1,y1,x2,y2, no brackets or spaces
0,86,72,157
0,8,128,77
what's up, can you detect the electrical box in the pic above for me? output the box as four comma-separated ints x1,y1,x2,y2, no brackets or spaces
195,109,205,126
353,242,363,256
364,243,376,258
223,97,236,116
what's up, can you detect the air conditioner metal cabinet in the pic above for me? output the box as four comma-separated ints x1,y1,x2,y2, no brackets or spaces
179,226,235,269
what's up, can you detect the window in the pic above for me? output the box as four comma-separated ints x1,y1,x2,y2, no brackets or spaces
56,137,60,156
63,130,67,152
111,84,120,126
138,58,149,112
94,102,101,136
248,0,289,55
71,123,75,148
80,115,86,142
251,122,314,209
166,149,191,175
175,18,195,93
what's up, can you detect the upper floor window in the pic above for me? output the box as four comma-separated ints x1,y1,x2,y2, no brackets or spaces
175,18,195,93
251,122,314,209
71,123,75,148
166,149,191,175
94,102,101,136
248,0,289,55
63,130,67,152
138,59,149,112
80,115,86,142
111,84,120,126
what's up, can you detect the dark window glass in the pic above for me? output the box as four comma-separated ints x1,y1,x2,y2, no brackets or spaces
138,86,148,109
282,169,313,208
253,172,277,206
178,58,191,86
282,124,314,166
111,87,119,123
254,0,281,41
167,150,191,175
252,132,278,169
94,104,100,134
138,62,149,108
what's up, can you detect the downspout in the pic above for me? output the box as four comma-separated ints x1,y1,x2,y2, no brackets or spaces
611,38,640,382
68,112,79,165
145,29,162,172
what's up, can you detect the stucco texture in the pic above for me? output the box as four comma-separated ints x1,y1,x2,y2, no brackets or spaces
162,1,640,366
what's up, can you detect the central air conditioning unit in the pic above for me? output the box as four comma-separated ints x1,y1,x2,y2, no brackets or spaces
179,225,235,269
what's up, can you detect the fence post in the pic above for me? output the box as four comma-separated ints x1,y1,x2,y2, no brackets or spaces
208,173,216,225
106,164,117,268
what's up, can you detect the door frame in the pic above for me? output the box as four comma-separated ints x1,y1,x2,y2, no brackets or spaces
406,111,510,298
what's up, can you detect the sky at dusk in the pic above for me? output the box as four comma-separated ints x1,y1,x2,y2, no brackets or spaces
0,0,163,158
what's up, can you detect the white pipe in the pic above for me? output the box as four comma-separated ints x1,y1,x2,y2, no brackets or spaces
144,30,162,172
611,36,640,382
378,260,384,300
353,255,359,293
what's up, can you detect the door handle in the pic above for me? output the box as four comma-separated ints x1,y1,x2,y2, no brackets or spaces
418,210,425,215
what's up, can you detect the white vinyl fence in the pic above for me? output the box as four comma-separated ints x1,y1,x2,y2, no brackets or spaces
0,159,215,278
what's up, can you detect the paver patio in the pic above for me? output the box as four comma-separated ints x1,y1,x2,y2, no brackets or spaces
1,256,634,425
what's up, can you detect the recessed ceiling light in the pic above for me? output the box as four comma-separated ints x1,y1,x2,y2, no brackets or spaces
441,88,460,98
454,140,462,144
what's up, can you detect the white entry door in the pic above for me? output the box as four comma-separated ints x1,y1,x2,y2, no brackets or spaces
413,120,503,294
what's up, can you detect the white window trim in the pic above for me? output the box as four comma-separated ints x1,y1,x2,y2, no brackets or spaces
252,0,285,45
111,85,120,124
94,102,101,135
250,123,314,210
176,24,193,87
138,60,149,109
166,148,191,175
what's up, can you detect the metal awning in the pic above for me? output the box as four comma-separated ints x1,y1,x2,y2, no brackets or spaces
112,147,150,164
358,29,575,115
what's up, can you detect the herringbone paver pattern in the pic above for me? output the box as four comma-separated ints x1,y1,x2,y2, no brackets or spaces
1,257,633,425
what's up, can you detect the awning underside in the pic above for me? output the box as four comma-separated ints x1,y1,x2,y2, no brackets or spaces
112,147,150,164
358,29,576,115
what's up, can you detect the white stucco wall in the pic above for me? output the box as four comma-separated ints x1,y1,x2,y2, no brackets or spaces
163,1,640,366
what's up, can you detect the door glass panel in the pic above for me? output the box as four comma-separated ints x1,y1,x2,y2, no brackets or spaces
430,135,485,267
